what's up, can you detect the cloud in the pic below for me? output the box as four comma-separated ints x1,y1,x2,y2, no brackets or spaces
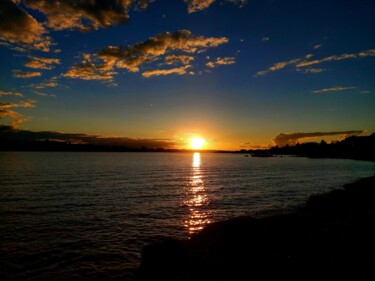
165,55,195,65
64,30,228,81
273,131,364,147
256,48,375,76
313,86,356,94
185,0,215,13
314,44,322,49
13,70,42,78
32,91,57,97
296,49,375,68
31,78,59,89
25,56,61,70
63,53,117,81
0,99,36,127
255,58,301,77
142,66,191,77
0,90,23,97
22,0,147,31
184,0,246,13
0,0,52,52
297,68,326,74
0,127,178,149
206,57,235,68
0,100,36,109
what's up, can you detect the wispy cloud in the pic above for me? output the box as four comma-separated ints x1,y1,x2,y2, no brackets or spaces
256,49,375,77
25,56,61,70
314,44,322,49
255,58,301,77
0,99,36,127
165,55,195,65
13,70,42,78
64,30,228,81
206,57,235,68
297,67,326,74
313,86,356,94
32,91,57,97
273,130,364,147
296,49,375,68
31,79,59,89
0,91,23,97
142,66,192,77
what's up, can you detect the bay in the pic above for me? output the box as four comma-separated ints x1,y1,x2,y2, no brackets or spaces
1,152,374,280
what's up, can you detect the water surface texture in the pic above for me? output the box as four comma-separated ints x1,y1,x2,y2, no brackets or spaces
1,152,374,280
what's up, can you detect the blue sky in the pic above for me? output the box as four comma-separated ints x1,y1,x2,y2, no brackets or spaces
1,0,374,149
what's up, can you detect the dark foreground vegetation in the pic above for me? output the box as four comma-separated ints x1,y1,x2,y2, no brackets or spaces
137,176,375,281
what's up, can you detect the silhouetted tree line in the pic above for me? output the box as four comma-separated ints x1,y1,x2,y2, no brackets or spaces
0,140,184,153
267,133,375,161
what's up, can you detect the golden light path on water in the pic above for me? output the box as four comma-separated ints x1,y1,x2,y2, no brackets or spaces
184,152,212,235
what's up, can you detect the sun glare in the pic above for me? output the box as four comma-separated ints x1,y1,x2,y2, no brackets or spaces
190,138,205,150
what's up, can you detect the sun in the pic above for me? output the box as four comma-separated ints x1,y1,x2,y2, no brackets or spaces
190,137,205,150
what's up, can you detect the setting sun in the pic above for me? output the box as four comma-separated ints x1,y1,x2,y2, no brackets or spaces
190,138,205,150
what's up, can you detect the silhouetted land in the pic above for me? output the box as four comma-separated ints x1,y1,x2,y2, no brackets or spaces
1,125,375,161
136,176,375,281
239,133,375,161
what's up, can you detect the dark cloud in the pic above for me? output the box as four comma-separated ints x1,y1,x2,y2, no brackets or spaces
273,131,364,147
0,127,178,149
22,0,140,31
0,0,52,52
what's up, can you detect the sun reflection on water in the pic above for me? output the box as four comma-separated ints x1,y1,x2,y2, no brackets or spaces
184,152,212,236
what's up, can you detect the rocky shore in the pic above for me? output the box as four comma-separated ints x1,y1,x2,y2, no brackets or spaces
136,176,375,281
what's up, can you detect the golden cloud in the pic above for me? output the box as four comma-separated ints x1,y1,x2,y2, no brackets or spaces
165,55,195,65
64,30,228,81
0,99,36,127
25,56,61,70
0,90,23,97
13,70,42,78
142,66,191,77
185,0,215,13
206,57,235,68
184,0,246,13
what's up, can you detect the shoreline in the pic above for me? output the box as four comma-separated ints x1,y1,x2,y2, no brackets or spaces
136,175,375,281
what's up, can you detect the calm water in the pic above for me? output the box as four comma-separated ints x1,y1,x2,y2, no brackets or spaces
1,152,374,280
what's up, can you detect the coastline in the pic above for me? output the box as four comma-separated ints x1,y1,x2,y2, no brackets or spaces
136,175,375,281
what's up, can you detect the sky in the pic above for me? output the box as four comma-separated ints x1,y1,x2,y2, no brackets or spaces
0,0,374,150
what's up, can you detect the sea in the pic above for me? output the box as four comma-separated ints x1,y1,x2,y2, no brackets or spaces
1,152,374,280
